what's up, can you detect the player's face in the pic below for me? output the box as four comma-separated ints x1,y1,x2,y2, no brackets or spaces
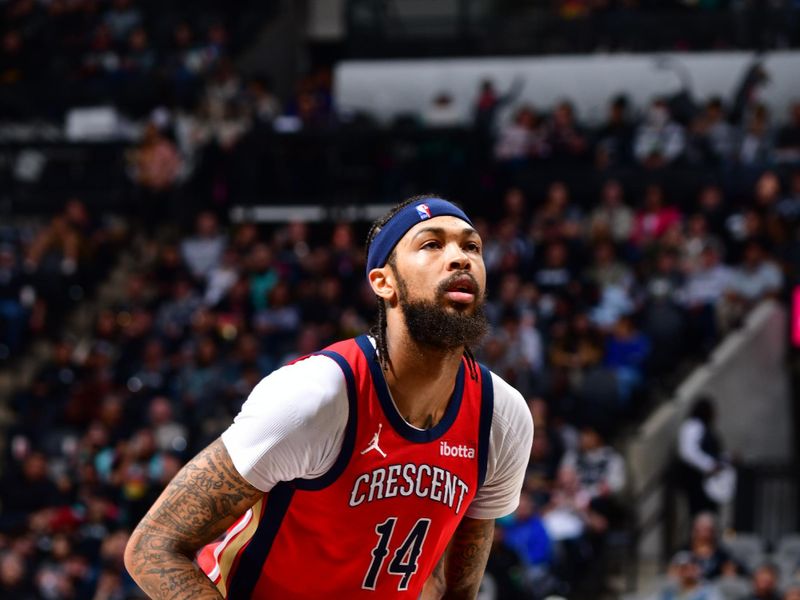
392,216,487,312
383,215,488,349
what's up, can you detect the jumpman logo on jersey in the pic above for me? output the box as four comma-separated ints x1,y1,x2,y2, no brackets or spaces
361,423,387,458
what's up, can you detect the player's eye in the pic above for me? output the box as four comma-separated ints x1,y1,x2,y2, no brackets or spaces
464,241,481,253
421,240,442,250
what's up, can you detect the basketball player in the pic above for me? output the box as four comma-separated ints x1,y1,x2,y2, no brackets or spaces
124,196,534,598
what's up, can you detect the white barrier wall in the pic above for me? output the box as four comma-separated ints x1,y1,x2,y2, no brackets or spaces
334,51,800,125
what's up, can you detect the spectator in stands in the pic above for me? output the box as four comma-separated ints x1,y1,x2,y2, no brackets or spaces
588,179,635,244
0,31,27,117
784,584,800,600
532,181,583,242
103,0,142,43
205,58,242,122
775,169,800,225
503,493,554,577
25,213,80,278
204,247,240,307
0,451,64,525
0,244,32,357
483,221,532,283
550,313,603,389
247,243,279,312
584,239,634,294
541,423,624,588
753,171,783,217
747,563,782,600
155,276,202,340
645,249,684,305
738,104,774,167
535,241,577,300
697,184,730,240
692,97,737,165
631,184,682,248
683,512,742,581
683,213,719,273
679,241,734,352
775,102,800,164
0,550,36,599
167,22,206,107
484,527,531,600
486,307,543,397
81,23,120,88
424,92,462,128
723,239,783,327
180,211,226,282
473,78,524,137
655,551,723,600
602,315,650,406
595,94,635,169
634,98,687,168
558,423,626,532
526,398,565,507
677,399,727,515
253,280,301,354
546,100,590,163
148,396,188,454
129,122,182,204
247,75,282,125
494,105,548,164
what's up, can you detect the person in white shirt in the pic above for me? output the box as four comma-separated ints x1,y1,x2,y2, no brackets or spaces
634,99,687,168
677,397,725,516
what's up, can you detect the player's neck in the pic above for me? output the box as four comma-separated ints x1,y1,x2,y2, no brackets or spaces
383,327,463,430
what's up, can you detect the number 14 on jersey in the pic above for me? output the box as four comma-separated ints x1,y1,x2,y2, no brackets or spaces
362,518,432,591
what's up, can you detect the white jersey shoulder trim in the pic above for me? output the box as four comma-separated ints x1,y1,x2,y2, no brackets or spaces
222,354,349,492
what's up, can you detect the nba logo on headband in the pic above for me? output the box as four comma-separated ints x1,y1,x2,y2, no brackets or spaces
366,198,473,276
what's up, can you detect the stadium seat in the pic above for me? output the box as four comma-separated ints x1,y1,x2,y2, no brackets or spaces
724,533,766,572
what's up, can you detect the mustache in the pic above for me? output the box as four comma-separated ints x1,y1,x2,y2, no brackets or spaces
435,271,482,299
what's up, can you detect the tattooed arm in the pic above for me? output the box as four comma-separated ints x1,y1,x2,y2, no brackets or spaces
420,552,447,599
124,438,262,599
422,517,494,600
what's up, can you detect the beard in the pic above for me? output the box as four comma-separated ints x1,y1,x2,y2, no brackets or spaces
394,269,488,351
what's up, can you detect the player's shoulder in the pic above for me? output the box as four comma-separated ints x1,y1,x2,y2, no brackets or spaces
247,353,349,415
483,367,533,442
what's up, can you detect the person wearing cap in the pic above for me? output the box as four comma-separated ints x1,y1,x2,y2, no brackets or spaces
125,195,534,599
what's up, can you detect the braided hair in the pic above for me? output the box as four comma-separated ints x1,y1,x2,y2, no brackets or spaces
365,195,479,379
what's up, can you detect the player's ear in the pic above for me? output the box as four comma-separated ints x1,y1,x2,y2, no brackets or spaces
368,266,396,303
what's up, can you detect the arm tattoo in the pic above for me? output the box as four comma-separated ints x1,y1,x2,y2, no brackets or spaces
420,552,447,599
124,438,262,599
442,517,494,599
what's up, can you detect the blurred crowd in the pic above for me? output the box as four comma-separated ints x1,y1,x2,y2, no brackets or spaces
0,0,268,120
490,91,800,172
0,199,124,361
1,153,796,596
1,3,800,598
647,512,800,600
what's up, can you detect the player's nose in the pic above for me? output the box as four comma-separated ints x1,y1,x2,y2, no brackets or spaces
445,243,470,271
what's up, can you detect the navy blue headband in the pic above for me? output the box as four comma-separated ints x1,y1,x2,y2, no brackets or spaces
366,198,473,276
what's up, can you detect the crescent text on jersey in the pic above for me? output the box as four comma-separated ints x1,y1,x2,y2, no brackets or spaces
349,463,471,515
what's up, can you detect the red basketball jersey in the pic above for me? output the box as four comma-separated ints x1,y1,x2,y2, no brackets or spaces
197,335,494,598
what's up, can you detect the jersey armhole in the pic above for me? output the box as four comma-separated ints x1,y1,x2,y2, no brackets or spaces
477,365,494,489
293,350,358,491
